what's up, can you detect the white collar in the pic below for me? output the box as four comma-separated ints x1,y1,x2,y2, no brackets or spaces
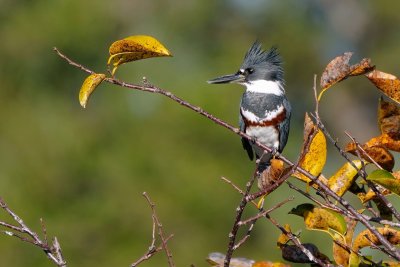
243,80,284,95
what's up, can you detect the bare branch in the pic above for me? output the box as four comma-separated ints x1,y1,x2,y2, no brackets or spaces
224,169,258,267
0,197,67,267
142,192,175,267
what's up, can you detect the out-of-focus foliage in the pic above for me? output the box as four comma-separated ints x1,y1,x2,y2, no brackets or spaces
1,1,400,267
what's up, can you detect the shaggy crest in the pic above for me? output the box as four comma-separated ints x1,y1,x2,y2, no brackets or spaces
241,41,283,80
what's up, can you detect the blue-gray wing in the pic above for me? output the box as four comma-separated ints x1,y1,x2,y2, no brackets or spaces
278,97,292,153
239,114,254,160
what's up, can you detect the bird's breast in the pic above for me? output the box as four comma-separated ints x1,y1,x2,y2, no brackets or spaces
240,105,287,127
246,125,280,150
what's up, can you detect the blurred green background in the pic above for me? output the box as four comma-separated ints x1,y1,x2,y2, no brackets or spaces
0,0,399,266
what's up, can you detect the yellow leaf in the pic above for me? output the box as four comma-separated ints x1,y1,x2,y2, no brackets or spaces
327,160,364,196
366,70,400,104
78,73,106,108
108,35,172,75
293,114,327,183
332,233,349,266
352,227,400,252
333,218,357,266
289,203,347,236
277,224,291,247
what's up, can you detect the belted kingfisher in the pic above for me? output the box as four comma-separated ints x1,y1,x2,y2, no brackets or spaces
208,41,291,173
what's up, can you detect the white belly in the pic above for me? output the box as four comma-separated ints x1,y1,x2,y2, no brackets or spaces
246,126,279,158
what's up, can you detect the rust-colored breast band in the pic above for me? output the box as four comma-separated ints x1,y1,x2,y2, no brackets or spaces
242,108,287,127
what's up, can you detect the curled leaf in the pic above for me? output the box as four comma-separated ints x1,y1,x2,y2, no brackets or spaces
379,97,400,140
346,142,395,171
319,53,374,101
352,227,400,252
328,160,364,197
293,114,327,184
366,70,400,104
364,134,400,153
79,73,106,108
258,159,284,190
289,203,347,236
367,169,400,196
108,35,172,75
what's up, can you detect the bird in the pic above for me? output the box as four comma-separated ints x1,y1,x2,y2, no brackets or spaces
208,41,291,174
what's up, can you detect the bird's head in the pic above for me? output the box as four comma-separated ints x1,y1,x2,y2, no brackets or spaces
208,41,284,93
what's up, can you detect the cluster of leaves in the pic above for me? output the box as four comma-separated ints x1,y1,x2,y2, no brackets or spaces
262,53,400,266
78,35,172,108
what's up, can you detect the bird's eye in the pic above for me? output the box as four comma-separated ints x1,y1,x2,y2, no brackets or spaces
246,68,254,74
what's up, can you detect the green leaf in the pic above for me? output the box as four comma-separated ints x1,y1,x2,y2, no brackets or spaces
367,169,400,195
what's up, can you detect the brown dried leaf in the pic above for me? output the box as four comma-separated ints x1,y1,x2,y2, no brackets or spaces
366,70,400,104
345,142,395,171
319,53,374,101
258,159,284,190
320,52,352,91
364,134,400,153
379,97,400,140
349,58,375,76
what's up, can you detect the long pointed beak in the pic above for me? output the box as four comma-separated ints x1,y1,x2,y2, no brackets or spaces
207,73,245,84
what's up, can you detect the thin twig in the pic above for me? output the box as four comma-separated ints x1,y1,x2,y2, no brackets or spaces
238,197,294,227
131,235,174,267
224,170,258,267
142,192,175,267
344,131,383,170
